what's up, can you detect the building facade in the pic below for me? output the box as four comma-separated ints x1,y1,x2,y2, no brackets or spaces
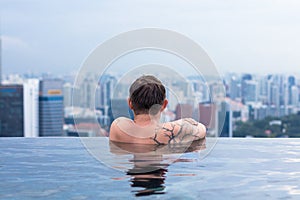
39,79,64,136
23,79,39,137
0,85,24,137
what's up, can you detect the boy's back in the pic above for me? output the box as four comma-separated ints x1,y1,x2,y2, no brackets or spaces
110,117,206,145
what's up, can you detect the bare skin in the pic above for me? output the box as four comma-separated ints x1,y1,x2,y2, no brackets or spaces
109,114,206,145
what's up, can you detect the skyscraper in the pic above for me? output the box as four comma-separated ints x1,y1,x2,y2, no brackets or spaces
23,79,39,137
241,74,252,103
63,82,73,108
258,75,268,104
199,103,217,131
175,103,193,120
39,79,64,136
243,80,258,103
288,76,296,105
219,101,232,137
0,85,24,137
229,76,241,101
291,85,299,108
80,74,98,109
0,37,2,85
97,75,117,114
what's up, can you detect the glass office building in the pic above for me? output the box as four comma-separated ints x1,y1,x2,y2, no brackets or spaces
39,79,64,136
0,85,24,137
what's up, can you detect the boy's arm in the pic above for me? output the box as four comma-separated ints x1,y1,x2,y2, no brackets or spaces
153,118,206,145
110,117,206,145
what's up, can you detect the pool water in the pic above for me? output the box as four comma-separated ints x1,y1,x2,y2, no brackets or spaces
0,138,300,199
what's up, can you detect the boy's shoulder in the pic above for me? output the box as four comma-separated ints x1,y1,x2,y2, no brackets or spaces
109,117,130,142
109,117,156,144
109,117,206,144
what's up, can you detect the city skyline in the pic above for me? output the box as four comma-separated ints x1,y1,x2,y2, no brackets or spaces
1,71,300,138
1,0,300,76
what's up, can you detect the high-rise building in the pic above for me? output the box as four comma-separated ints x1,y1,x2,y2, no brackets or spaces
258,75,268,104
93,75,117,128
39,79,64,136
175,103,193,120
278,75,286,106
199,103,217,131
23,79,39,137
163,79,193,111
219,101,232,137
243,80,258,103
241,74,252,103
63,82,73,108
229,76,241,101
209,81,226,102
97,75,117,114
0,37,2,85
108,98,133,125
0,85,24,137
80,74,98,109
271,84,280,107
291,85,299,108
288,76,296,87
288,76,296,105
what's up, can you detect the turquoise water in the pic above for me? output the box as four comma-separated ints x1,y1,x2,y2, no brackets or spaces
1,138,300,199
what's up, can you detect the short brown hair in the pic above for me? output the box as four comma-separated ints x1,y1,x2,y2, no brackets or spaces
129,75,166,115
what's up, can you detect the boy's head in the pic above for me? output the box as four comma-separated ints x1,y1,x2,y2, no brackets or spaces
129,75,167,115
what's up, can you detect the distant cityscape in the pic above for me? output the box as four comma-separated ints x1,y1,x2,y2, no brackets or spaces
0,70,299,138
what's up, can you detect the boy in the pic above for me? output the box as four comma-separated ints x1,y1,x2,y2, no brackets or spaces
109,75,206,145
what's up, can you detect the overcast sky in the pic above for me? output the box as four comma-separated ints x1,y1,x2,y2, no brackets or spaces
1,0,300,76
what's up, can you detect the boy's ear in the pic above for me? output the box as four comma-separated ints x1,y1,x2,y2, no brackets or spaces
128,98,134,109
160,99,168,111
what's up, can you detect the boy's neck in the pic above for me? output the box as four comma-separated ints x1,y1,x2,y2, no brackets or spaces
134,114,160,126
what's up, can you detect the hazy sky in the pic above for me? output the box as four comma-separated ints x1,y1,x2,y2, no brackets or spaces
1,0,300,76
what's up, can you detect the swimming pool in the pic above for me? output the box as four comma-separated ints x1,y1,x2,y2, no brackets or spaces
0,138,300,199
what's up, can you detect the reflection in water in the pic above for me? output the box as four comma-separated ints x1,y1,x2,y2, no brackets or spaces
110,139,206,197
127,158,167,196
127,154,169,196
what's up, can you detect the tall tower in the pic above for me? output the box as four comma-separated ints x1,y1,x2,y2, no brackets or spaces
39,79,64,136
23,79,40,137
241,74,252,104
0,85,24,137
0,35,2,85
